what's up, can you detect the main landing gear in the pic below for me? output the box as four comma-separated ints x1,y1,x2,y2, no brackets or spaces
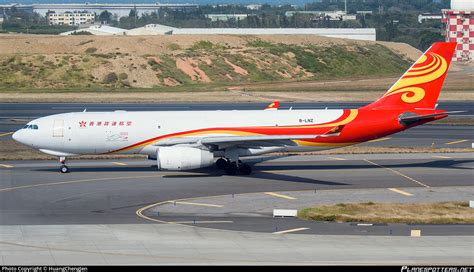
59,156,69,173
215,158,252,176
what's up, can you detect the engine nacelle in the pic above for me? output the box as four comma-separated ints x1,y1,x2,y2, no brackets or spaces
156,146,214,171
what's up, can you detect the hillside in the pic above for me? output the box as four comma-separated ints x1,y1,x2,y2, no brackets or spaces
0,35,419,90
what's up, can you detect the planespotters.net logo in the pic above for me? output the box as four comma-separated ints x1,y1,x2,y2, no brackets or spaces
401,267,474,272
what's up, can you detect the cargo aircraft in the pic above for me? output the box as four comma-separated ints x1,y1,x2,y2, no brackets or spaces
13,42,457,175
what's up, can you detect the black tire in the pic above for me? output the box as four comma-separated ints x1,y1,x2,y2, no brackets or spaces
239,163,252,175
216,158,228,169
225,162,238,175
60,165,69,173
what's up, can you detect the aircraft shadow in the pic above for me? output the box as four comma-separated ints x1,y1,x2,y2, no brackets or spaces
255,159,474,171
32,159,473,186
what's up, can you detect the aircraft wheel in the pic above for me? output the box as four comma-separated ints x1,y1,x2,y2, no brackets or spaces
239,163,252,175
225,162,238,175
60,165,69,174
216,158,228,169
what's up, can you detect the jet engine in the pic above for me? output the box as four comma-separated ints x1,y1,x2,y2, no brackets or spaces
156,146,214,171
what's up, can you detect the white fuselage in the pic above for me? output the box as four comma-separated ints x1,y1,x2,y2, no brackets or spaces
13,109,347,157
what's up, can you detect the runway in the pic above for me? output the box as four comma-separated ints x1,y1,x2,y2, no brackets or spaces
1,153,472,230
1,153,473,264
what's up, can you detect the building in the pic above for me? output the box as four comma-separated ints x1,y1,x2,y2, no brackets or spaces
418,13,442,24
442,0,474,62
285,11,357,21
205,14,250,22
60,25,126,35
60,23,376,41
32,3,198,19
246,4,262,10
124,24,174,35
169,27,374,40
47,11,95,26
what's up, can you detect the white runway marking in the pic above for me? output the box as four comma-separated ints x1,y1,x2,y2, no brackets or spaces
273,228,309,234
264,192,296,200
364,159,430,188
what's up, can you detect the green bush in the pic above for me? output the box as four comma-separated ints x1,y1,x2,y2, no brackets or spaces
167,43,181,51
85,47,97,54
190,40,215,50
103,72,118,84
118,72,128,80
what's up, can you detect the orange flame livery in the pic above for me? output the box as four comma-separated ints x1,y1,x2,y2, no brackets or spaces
362,42,457,110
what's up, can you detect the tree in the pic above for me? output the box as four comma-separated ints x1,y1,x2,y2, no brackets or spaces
98,10,112,23
129,8,137,18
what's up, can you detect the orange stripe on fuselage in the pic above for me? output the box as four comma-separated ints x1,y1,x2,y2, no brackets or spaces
108,109,358,154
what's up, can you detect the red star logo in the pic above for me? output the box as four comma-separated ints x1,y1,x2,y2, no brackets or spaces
79,121,87,128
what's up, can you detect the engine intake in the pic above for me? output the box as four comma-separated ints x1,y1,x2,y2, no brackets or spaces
156,146,214,171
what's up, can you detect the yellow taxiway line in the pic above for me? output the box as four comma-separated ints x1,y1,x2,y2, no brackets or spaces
432,155,452,159
388,188,413,196
111,162,128,166
368,137,392,143
328,157,347,161
273,227,309,234
0,164,14,168
168,201,223,208
445,139,468,145
264,192,296,200
0,132,14,137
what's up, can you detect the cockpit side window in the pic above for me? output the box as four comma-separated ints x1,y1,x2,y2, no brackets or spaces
23,124,39,130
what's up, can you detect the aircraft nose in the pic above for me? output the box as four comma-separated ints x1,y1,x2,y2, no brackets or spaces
12,130,23,143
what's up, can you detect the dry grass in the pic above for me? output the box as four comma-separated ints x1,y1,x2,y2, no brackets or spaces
0,89,472,103
299,201,474,224
0,140,471,161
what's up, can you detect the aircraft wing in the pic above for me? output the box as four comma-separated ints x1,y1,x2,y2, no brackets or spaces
154,125,344,149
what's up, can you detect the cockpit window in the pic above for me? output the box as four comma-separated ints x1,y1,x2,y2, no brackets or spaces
22,124,38,130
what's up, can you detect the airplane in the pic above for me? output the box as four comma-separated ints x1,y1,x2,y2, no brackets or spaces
13,42,457,175
264,101,280,110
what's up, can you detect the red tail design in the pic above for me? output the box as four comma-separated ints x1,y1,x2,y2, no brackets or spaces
264,101,280,110
362,42,457,110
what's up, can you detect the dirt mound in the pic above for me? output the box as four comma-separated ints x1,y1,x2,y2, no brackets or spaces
0,34,421,58
0,34,423,89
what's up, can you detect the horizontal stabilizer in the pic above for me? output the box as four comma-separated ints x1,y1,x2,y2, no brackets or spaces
399,111,464,126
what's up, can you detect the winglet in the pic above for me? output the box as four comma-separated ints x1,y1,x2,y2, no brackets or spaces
264,101,280,110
